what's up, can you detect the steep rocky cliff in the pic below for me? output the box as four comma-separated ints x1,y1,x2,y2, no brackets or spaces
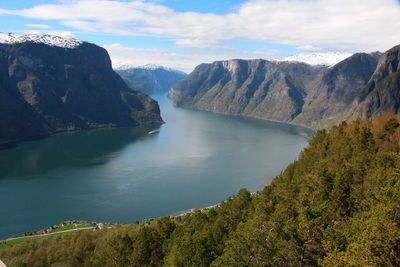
294,52,381,128
170,59,321,122
170,49,389,129
169,46,400,129
115,65,186,95
347,45,400,120
0,33,162,147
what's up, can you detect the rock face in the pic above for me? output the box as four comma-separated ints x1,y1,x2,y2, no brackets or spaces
170,48,394,129
347,45,400,120
0,34,162,146
116,65,187,95
170,59,321,122
293,52,381,128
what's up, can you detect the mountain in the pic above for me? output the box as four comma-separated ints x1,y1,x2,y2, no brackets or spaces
1,113,399,266
169,48,393,129
170,59,322,122
0,33,162,147
274,51,354,66
0,32,83,48
293,52,381,128
347,44,400,120
115,64,187,95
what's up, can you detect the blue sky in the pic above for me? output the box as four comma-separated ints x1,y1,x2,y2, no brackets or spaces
1,0,400,72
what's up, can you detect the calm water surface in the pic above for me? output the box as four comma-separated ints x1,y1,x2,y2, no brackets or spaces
0,94,312,239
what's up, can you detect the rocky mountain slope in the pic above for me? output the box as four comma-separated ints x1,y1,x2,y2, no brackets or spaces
294,52,381,128
170,59,322,122
0,33,162,147
347,45,400,120
169,47,398,129
115,64,187,95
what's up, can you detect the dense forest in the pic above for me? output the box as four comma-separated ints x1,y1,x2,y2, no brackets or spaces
1,113,400,266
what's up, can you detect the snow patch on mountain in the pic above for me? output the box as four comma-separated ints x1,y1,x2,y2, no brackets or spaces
274,52,354,66
0,32,83,49
114,62,185,74
114,63,161,70
222,60,242,73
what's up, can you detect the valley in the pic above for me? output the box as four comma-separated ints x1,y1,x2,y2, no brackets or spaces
0,1,399,262
0,94,310,240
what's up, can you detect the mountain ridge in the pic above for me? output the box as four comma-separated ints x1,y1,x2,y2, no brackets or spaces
274,51,354,66
0,34,163,147
0,32,82,49
114,63,186,74
169,46,400,129
346,44,400,120
116,65,187,95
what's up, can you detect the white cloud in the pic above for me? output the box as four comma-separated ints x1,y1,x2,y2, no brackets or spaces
2,0,400,51
175,39,229,49
103,43,280,73
24,30,42,35
23,29,76,38
103,43,190,71
241,49,280,56
266,49,279,56
45,30,76,38
297,45,322,51
25,24,51,28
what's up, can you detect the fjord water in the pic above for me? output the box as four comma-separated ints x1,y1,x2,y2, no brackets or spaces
0,94,312,239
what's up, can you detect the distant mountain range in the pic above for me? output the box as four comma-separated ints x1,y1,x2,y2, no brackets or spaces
0,33,162,148
115,64,187,95
273,51,354,66
170,45,399,129
0,32,83,48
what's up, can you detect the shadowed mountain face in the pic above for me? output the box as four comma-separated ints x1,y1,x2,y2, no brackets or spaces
347,45,400,120
294,52,381,128
169,47,396,129
116,67,187,95
0,41,162,146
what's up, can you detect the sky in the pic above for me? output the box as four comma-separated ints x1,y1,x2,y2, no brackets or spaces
0,0,400,72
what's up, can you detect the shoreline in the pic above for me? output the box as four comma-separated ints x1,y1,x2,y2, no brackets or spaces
0,220,111,244
172,203,221,218
171,101,316,134
0,123,163,151
1,191,262,242
173,191,259,218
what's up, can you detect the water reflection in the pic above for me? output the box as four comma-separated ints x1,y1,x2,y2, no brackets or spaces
0,125,161,178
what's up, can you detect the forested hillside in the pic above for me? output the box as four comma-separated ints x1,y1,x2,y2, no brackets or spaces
1,114,399,266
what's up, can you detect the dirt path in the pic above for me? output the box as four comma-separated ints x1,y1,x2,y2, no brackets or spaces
4,227,95,242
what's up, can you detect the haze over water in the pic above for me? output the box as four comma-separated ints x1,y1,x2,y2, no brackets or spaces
0,94,312,239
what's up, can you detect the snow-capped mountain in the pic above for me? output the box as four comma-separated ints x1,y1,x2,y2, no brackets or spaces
0,32,82,49
0,34,162,147
274,52,354,66
113,62,182,73
115,64,187,95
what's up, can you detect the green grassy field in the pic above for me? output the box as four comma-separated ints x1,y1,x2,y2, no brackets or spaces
0,221,96,249
53,222,92,232
0,238,30,249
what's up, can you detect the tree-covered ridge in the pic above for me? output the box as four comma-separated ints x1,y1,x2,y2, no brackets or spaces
1,114,400,266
